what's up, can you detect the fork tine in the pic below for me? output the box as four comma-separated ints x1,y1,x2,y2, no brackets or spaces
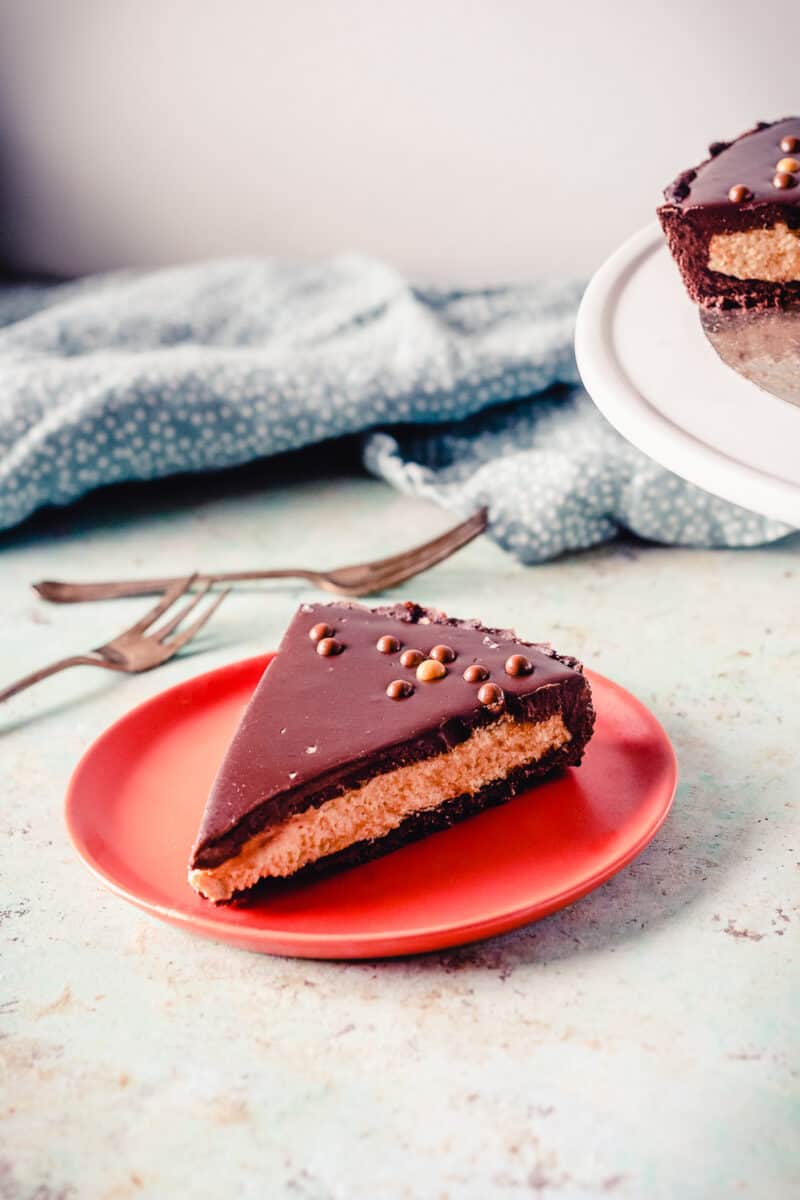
324,508,489,595
350,508,488,576
339,547,461,596
151,580,213,642
123,574,196,636
386,516,487,575
163,588,230,653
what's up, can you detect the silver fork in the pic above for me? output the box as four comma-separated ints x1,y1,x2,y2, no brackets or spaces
32,508,488,604
0,576,230,703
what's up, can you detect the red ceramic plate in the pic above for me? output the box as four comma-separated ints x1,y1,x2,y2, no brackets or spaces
66,655,677,959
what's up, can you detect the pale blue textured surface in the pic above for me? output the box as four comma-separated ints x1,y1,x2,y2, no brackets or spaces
0,257,791,552
364,390,792,561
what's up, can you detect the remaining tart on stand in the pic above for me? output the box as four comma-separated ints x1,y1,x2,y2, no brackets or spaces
188,601,595,902
658,117,800,310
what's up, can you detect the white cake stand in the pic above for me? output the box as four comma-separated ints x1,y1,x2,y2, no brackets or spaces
575,222,800,526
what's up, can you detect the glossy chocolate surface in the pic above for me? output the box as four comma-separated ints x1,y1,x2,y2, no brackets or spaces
191,601,590,867
664,118,800,213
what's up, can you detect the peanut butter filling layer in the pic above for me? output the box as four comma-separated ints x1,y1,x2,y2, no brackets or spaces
708,222,800,282
189,713,570,901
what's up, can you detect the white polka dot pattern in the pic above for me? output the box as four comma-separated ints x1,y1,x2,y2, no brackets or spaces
364,390,791,559
0,256,791,553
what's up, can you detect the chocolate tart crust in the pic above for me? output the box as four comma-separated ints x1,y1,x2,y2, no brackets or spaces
224,735,585,905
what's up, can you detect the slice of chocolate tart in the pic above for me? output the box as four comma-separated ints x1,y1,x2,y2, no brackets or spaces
188,601,595,902
658,117,800,309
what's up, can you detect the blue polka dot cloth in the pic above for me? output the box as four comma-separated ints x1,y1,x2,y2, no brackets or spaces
0,256,791,557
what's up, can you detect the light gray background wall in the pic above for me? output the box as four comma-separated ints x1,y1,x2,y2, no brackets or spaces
0,0,797,283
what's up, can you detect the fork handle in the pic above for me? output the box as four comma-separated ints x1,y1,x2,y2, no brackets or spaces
33,570,316,604
0,654,105,703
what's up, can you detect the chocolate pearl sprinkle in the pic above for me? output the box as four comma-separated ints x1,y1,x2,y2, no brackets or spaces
316,637,342,657
400,648,425,669
727,184,750,204
376,635,401,654
780,135,800,154
416,659,447,683
430,644,456,664
505,653,533,677
773,171,797,190
309,622,333,643
386,679,414,700
776,156,800,175
477,682,505,711
463,663,489,683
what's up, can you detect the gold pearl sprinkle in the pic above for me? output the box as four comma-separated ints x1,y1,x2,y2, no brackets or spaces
416,659,447,683
773,171,797,190
463,663,489,683
386,679,414,699
776,157,800,175
477,682,505,712
504,653,533,677
316,637,342,657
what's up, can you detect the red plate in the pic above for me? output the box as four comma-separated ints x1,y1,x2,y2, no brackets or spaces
66,655,677,959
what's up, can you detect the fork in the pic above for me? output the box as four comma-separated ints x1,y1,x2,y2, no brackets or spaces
33,508,488,604
0,576,229,703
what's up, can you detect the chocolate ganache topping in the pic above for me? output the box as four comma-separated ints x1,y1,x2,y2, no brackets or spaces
190,601,590,867
665,118,800,218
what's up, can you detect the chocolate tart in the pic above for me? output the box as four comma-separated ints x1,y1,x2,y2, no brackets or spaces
658,117,800,310
188,601,595,902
